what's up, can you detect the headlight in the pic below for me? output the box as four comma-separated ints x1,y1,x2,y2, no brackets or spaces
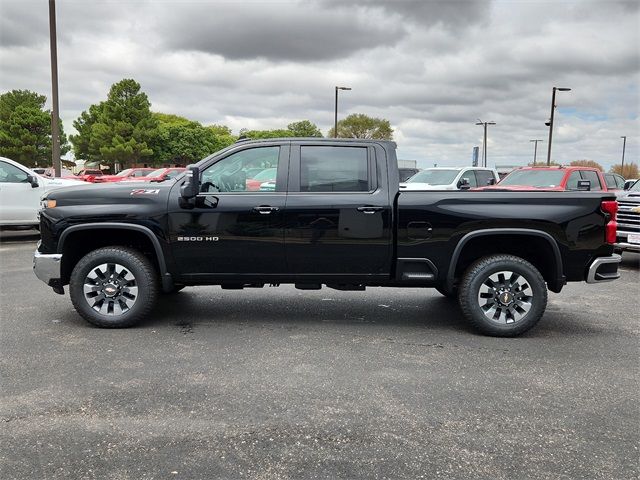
40,198,56,209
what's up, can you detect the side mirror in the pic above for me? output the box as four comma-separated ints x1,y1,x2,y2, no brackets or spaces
27,174,39,188
180,165,200,199
458,177,471,190
577,180,591,191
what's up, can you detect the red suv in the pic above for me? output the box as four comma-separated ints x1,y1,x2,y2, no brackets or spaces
476,166,609,192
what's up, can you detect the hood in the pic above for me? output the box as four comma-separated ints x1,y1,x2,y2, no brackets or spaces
43,180,175,207
41,176,86,188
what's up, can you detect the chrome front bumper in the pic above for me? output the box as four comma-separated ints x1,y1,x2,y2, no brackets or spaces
33,249,62,286
586,254,621,284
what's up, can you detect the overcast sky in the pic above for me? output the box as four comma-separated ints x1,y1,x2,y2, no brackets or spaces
1,0,638,168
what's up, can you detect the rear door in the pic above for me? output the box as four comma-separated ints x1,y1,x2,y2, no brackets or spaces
284,142,392,276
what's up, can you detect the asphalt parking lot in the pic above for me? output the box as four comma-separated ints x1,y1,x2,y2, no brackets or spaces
1,231,638,480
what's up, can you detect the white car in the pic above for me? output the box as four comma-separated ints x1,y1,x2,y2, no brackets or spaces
0,157,85,228
400,167,499,190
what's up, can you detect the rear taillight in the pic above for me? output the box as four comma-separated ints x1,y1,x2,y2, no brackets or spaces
601,200,618,244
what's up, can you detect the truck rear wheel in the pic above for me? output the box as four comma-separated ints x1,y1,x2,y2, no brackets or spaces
69,247,158,328
458,254,547,337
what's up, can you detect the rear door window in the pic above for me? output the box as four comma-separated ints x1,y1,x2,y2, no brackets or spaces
300,146,370,192
566,171,582,190
580,170,602,190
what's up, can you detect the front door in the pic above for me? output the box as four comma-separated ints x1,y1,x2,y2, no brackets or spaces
168,144,289,277
0,160,43,225
284,143,392,276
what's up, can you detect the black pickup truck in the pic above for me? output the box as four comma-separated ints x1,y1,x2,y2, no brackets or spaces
34,138,621,336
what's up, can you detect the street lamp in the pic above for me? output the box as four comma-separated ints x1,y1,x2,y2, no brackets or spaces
334,86,351,138
545,87,571,165
621,135,627,169
530,139,543,165
475,119,496,167
49,0,61,177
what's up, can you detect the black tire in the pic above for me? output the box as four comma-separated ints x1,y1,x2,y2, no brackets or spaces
435,286,457,298
69,246,158,328
458,254,547,337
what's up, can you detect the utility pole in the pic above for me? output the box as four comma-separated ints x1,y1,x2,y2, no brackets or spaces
475,119,496,167
545,86,571,166
334,86,351,138
620,135,627,169
530,139,543,165
49,0,61,177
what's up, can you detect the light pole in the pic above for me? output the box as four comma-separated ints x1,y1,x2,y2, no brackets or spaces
475,119,496,167
545,87,571,165
334,86,351,138
620,135,627,169
49,0,61,177
530,139,543,165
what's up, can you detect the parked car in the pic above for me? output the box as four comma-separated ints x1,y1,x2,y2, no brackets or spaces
245,167,278,191
42,167,76,179
400,167,498,190
74,168,104,182
615,179,640,253
603,173,626,192
477,166,608,191
91,168,156,183
35,139,620,337
121,167,186,183
398,167,420,182
0,157,85,228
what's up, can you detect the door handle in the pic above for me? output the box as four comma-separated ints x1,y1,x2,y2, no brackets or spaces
356,206,384,214
253,206,279,215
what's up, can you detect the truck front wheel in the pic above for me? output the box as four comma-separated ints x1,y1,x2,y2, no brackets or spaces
69,247,158,328
458,254,547,337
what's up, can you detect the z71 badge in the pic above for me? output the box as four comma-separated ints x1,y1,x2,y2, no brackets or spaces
130,189,160,196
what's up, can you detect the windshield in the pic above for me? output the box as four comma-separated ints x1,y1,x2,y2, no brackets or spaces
406,169,459,185
630,180,640,192
148,168,166,177
116,169,132,177
499,169,565,187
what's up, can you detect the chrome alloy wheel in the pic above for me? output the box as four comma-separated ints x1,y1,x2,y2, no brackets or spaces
82,263,138,315
476,270,533,324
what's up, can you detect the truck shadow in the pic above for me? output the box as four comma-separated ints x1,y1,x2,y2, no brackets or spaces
148,289,471,334
146,288,609,338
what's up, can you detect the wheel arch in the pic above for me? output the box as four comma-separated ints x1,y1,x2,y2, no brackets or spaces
57,223,172,290
446,228,565,293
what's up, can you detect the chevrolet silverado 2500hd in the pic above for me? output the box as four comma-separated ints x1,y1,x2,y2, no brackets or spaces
34,139,621,336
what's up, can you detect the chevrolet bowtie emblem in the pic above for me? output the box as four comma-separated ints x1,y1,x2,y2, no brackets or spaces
631,206,640,213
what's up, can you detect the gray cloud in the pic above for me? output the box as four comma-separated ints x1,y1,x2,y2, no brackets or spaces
156,2,405,61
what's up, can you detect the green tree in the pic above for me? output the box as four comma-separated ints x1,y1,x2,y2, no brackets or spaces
328,113,393,139
240,128,291,140
205,124,237,151
152,113,231,165
287,120,322,137
239,120,323,140
0,89,70,167
569,160,604,171
70,79,157,169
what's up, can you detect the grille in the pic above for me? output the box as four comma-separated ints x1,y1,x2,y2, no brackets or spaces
617,200,640,233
